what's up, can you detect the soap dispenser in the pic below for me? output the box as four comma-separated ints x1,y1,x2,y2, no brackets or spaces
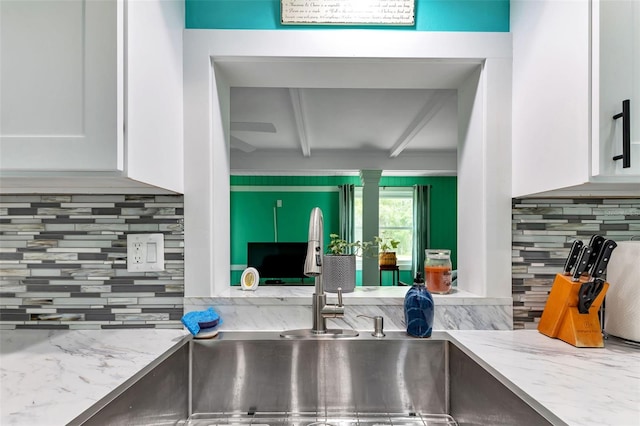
404,272,434,338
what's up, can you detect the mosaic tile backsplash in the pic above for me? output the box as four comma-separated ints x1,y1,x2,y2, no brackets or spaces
2,194,637,330
512,197,640,330
0,194,184,330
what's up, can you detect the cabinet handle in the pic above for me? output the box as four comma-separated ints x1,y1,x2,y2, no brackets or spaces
612,99,631,168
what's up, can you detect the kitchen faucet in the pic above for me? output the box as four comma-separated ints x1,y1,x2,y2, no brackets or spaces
281,207,359,339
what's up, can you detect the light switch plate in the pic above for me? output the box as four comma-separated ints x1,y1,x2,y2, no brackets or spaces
127,233,165,272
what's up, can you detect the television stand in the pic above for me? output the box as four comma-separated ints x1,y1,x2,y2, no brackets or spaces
265,279,284,285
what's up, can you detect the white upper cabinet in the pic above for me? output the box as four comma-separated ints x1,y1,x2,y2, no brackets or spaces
593,1,639,178
0,0,184,193
1,0,119,171
512,0,640,197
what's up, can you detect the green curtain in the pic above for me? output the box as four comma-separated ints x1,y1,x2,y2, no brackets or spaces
338,184,355,247
412,185,430,277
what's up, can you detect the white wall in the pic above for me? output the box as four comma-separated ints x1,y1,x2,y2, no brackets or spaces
183,30,512,297
456,58,512,298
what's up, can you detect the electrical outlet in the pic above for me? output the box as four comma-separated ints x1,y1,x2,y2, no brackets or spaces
132,242,144,264
127,234,165,272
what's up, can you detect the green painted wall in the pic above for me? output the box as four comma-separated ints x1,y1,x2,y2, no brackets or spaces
231,190,339,255
186,0,510,32
230,175,457,286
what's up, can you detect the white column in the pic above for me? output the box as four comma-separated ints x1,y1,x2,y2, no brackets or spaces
457,58,512,297
360,169,382,286
183,32,231,296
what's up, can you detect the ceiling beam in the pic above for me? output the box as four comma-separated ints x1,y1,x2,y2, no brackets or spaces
289,88,311,157
230,149,457,175
389,91,452,158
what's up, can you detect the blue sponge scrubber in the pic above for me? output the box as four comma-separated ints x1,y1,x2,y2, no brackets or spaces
181,307,221,336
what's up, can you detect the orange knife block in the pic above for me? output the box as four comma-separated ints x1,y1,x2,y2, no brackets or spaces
538,273,609,348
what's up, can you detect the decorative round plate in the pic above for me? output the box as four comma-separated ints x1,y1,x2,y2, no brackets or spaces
241,267,259,291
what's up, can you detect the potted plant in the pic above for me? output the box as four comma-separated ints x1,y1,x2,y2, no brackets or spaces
374,234,400,267
327,233,362,256
323,233,367,293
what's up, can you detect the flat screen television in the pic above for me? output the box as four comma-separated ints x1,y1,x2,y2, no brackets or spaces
247,242,308,284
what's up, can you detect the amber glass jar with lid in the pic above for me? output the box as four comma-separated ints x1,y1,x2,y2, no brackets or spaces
424,249,452,294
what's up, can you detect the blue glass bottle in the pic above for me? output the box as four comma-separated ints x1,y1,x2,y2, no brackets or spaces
404,272,434,338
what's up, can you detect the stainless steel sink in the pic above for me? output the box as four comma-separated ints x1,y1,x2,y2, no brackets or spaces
69,332,562,426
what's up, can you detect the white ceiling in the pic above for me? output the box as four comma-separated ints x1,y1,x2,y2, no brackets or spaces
218,57,483,176
229,86,458,176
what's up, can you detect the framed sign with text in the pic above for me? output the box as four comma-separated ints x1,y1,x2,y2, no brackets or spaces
281,0,415,26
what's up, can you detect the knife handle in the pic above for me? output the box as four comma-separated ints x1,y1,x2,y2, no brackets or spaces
585,235,605,272
588,234,604,247
563,240,584,275
591,240,617,279
572,246,593,281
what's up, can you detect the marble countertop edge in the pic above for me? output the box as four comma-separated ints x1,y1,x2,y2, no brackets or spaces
188,286,512,306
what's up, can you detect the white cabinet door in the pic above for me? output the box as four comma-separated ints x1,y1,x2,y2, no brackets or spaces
511,0,591,197
0,0,121,172
593,0,640,177
125,0,183,192
512,0,639,197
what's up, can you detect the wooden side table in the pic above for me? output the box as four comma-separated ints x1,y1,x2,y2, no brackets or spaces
379,265,400,286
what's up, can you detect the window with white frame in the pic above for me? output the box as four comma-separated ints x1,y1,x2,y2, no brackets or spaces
354,187,414,266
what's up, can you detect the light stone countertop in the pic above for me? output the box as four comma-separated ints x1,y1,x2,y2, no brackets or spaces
184,286,514,332
205,285,512,306
448,330,640,426
1,329,638,426
0,329,189,426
